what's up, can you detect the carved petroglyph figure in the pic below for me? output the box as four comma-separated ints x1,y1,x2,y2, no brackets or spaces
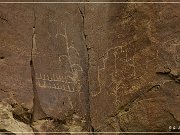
59,24,83,73
36,24,83,93
58,25,83,92
92,45,136,103
93,45,159,104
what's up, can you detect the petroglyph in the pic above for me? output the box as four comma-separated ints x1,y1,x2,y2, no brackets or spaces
36,73,75,92
59,24,83,73
93,45,130,97
36,24,83,93
92,45,136,100
92,45,159,102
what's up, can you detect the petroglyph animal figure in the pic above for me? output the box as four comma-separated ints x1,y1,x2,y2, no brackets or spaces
93,45,136,102
93,45,159,104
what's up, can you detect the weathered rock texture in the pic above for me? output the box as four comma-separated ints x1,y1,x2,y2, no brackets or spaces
0,0,180,134
86,2,180,133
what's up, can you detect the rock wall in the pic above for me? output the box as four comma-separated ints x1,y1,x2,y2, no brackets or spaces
0,0,179,134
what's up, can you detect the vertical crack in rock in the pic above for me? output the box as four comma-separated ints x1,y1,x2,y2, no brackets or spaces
78,5,87,39
30,6,46,125
78,4,93,133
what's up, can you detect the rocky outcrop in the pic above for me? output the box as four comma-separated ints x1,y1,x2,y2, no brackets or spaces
0,102,34,135
0,0,179,134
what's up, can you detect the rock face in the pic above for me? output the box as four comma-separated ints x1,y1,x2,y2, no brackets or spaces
0,0,180,134
87,2,180,132
0,3,34,134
